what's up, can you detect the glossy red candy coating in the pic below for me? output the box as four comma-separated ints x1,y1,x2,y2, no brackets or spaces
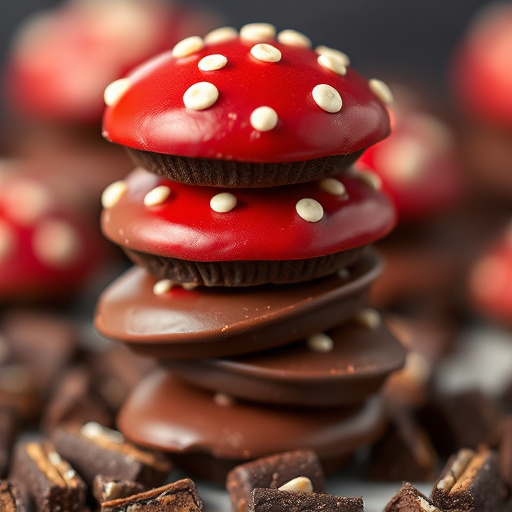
103,36,390,162
101,168,396,261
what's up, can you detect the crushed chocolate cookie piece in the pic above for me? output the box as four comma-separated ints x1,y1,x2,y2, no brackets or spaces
385,482,441,512
250,488,363,512
10,441,86,512
227,449,325,512
0,480,27,512
431,446,502,511
52,422,172,487
101,478,203,512
92,475,145,504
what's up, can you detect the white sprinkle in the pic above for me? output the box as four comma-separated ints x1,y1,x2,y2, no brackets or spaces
315,45,350,66
104,78,130,106
183,82,219,110
277,29,311,48
353,169,382,191
312,84,342,113
153,279,174,296
144,185,171,206
319,178,346,196
278,476,313,493
307,333,334,353
33,219,79,267
296,198,324,222
240,23,276,41
369,78,394,106
101,180,127,208
3,179,52,225
198,54,228,71
214,393,235,407
250,106,278,131
250,43,282,63
0,220,15,262
204,27,238,44
354,309,381,329
210,192,237,213
172,35,204,58
318,54,347,76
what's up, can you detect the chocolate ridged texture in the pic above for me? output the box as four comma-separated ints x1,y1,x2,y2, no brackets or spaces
127,149,364,187
124,246,367,287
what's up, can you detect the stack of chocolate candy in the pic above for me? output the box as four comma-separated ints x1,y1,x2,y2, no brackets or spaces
94,23,405,481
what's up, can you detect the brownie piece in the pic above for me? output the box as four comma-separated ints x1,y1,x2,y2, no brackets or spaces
10,441,86,512
431,447,502,511
0,480,27,512
385,482,441,511
227,449,325,512
52,422,172,487
250,488,363,512
101,478,203,512
92,475,145,504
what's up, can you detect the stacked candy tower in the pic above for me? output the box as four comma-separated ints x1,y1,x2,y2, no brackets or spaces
95,23,405,481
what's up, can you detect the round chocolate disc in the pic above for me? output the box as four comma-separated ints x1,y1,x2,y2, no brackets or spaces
95,250,382,359
164,317,405,407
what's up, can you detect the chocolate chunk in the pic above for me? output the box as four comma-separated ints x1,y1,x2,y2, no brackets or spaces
101,478,203,512
417,389,500,455
227,449,325,512
431,447,502,511
250,488,363,512
0,407,19,477
52,422,172,487
41,366,113,433
385,482,441,512
10,441,86,512
0,481,27,512
368,406,437,482
92,475,145,504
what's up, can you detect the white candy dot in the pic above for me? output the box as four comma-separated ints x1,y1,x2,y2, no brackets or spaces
198,54,228,71
315,45,350,66
0,221,15,262
250,106,278,131
278,477,313,493
3,179,52,225
369,78,394,106
210,192,237,213
307,333,334,353
277,29,311,48
354,169,382,191
295,198,324,222
153,279,173,296
318,54,347,76
172,36,204,58
183,82,219,111
204,27,238,44
312,84,342,113
250,43,282,63
33,219,79,267
240,23,276,41
214,393,235,407
104,78,131,106
319,178,346,196
354,309,381,330
101,181,127,209
144,185,171,206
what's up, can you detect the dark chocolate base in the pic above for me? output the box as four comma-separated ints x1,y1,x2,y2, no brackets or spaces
127,149,364,188
124,246,367,287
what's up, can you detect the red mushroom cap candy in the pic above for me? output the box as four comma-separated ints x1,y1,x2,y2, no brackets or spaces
102,24,392,187
451,3,512,127
5,0,218,124
100,167,396,287
469,224,512,325
0,164,98,301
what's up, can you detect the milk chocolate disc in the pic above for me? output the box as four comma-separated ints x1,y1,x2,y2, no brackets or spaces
164,317,405,407
118,370,387,480
95,251,382,359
